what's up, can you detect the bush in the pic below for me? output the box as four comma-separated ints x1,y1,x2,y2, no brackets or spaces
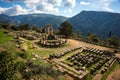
19,51,27,58
19,61,61,79
0,51,17,80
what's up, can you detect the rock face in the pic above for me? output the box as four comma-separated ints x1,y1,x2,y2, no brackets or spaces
67,11,120,37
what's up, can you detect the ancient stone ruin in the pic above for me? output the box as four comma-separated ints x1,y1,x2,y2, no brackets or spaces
48,47,116,80
39,24,67,47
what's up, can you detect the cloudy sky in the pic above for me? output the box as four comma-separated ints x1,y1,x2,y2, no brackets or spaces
0,0,120,17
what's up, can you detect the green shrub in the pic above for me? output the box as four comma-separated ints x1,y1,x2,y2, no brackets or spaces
0,51,17,80
19,51,27,58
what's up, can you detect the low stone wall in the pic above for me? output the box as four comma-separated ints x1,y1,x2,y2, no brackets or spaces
39,39,67,47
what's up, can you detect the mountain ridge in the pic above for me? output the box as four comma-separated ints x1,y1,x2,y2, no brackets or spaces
0,11,120,37
67,11,120,37
0,13,68,29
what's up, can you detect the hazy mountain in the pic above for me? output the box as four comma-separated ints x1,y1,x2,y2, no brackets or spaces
0,14,68,29
67,11,120,37
0,14,19,24
0,11,120,37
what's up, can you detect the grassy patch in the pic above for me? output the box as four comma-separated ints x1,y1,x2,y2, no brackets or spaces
87,73,93,80
61,49,81,59
34,49,53,57
101,60,120,80
0,29,13,43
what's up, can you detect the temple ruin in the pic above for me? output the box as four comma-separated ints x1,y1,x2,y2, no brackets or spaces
39,24,67,47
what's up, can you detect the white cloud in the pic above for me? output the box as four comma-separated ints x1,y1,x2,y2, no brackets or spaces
0,0,62,16
64,9,72,13
0,5,28,16
68,9,72,13
80,1,90,5
25,0,61,14
102,0,114,11
0,0,77,16
35,2,59,13
24,0,39,4
91,0,114,12
25,0,62,7
48,0,62,7
64,0,76,8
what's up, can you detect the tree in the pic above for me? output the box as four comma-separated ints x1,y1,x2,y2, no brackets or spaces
1,24,9,29
31,24,38,31
87,32,93,37
11,25,18,30
23,24,30,30
107,36,120,48
76,29,82,38
86,32,100,43
18,24,30,30
108,31,112,38
58,21,73,38
31,24,42,33
0,51,17,80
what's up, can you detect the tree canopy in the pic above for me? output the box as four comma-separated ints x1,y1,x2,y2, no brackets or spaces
107,36,120,48
58,21,73,38
86,32,100,43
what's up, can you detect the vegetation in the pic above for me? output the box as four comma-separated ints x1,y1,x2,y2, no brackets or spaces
19,51,27,59
58,21,73,38
74,31,120,48
107,36,120,48
86,32,100,43
0,29,13,43
0,23,30,31
0,27,67,80
31,24,42,33
0,51,18,80
19,61,62,80
0,22,120,80
101,60,120,80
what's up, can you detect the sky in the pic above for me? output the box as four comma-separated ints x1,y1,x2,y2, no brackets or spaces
0,0,120,17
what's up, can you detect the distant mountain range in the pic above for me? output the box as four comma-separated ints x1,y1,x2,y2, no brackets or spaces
0,11,120,37
0,14,68,29
67,11,120,37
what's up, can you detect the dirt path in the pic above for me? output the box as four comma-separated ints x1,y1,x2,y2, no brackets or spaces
93,74,102,80
106,69,120,80
69,39,114,52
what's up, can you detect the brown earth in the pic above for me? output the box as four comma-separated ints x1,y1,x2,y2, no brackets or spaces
106,69,120,80
69,39,114,52
0,47,6,52
93,74,102,80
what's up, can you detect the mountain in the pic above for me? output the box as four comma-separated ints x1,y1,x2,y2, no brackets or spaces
0,14,17,23
67,11,120,37
0,11,120,37
0,14,68,29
